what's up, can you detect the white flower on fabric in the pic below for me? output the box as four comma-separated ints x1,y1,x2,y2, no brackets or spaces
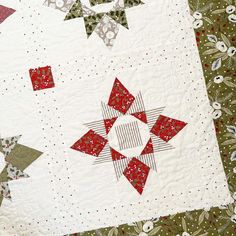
232,192,236,200
204,206,211,211
209,105,214,113
102,25,108,33
207,35,218,42
216,41,228,52
151,217,160,223
212,102,221,109
138,233,148,236
104,38,109,45
227,125,236,134
231,214,236,223
143,221,154,232
103,16,110,24
193,19,203,29
228,14,236,23
233,167,236,173
56,0,64,8
219,205,228,209
182,232,191,236
106,31,115,39
127,222,136,226
193,11,202,20
227,46,236,57
213,75,224,84
110,39,114,45
226,5,236,14
231,151,236,161
212,109,222,119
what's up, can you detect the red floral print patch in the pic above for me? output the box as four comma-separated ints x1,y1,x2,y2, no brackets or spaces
110,148,126,161
151,115,187,142
29,66,55,91
71,130,108,157
132,111,148,123
123,158,150,194
141,138,154,155
104,117,118,134
108,78,135,114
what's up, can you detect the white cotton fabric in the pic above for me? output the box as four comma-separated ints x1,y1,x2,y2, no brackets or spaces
0,0,232,235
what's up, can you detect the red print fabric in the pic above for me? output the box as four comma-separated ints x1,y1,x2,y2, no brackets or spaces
141,138,154,155
110,148,126,161
71,130,108,157
108,78,135,114
132,111,148,123
0,5,15,24
151,115,187,142
104,117,118,134
123,158,150,194
29,66,55,91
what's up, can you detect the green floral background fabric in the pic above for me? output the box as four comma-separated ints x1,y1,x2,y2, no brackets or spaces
67,0,236,235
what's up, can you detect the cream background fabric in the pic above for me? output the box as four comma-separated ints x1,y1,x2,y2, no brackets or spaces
0,0,232,235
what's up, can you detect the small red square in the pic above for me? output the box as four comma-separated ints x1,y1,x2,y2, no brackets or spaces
29,66,55,91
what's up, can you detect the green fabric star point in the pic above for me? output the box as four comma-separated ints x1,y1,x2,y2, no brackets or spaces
0,136,43,206
64,0,143,38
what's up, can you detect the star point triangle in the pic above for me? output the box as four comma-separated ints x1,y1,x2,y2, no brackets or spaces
6,163,29,181
0,5,15,24
64,0,84,20
110,148,126,161
1,135,22,157
132,111,147,123
108,78,135,114
141,138,154,155
123,158,150,194
104,117,118,134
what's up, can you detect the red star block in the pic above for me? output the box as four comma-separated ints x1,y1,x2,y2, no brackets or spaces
151,115,187,142
108,78,135,114
123,158,150,194
0,5,15,24
71,130,108,157
29,66,55,91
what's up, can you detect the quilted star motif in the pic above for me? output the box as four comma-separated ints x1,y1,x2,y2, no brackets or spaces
44,0,144,48
0,135,43,206
71,78,187,194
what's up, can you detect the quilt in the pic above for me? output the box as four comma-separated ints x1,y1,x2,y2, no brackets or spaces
0,0,235,235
